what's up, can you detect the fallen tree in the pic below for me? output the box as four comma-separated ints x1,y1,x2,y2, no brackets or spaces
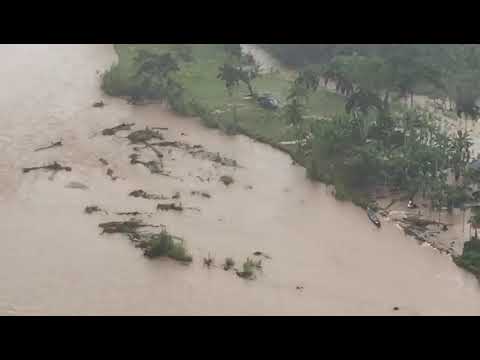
129,189,168,200
34,140,62,152
22,161,72,173
98,219,160,234
127,128,164,144
101,123,135,136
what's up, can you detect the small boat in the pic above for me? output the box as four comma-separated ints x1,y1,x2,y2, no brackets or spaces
367,208,381,228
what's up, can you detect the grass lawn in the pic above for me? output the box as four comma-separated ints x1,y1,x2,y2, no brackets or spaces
107,44,346,146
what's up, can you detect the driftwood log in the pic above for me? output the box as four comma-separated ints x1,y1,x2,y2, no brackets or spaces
34,140,62,152
23,162,72,173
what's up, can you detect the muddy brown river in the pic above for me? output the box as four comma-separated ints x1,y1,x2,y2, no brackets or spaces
1,44,480,315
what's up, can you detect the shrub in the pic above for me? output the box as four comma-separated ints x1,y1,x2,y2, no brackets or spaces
237,258,256,279
453,238,480,281
144,229,192,263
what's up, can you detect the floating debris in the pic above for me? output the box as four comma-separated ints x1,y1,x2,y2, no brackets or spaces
223,257,235,271
172,192,181,199
129,189,168,200
127,128,164,144
106,168,119,181
85,205,102,214
93,101,105,108
102,123,135,136
98,220,160,234
142,141,164,160
139,139,239,167
115,211,151,216
220,175,234,186
203,253,215,268
253,251,271,260
34,140,62,152
129,154,163,175
191,190,211,198
156,203,184,212
23,162,72,174
141,230,192,263
65,181,89,190
236,258,259,280
98,158,109,166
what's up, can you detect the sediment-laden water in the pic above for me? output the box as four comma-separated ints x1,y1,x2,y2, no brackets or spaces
0,44,479,315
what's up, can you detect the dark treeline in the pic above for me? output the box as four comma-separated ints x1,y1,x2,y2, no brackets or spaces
260,44,479,70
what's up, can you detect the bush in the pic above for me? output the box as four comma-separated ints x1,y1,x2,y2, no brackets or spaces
241,258,256,278
144,229,192,263
188,100,218,128
219,119,238,135
174,45,194,63
453,238,480,281
168,244,193,263
236,258,262,279
101,65,130,96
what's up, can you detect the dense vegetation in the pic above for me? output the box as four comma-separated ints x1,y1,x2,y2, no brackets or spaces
102,44,480,278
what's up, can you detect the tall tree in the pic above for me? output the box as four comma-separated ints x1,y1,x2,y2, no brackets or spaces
217,63,241,96
449,130,473,182
133,50,181,100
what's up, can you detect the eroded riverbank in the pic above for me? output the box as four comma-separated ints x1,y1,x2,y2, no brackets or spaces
1,44,480,315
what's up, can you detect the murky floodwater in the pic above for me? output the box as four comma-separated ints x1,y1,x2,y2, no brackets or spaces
1,44,480,315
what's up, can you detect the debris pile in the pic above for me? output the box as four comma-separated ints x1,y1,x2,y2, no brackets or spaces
102,123,135,136
220,175,234,186
129,189,168,200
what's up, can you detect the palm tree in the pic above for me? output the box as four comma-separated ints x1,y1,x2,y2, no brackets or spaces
323,61,354,97
295,69,320,92
449,130,473,182
284,96,306,155
217,63,242,128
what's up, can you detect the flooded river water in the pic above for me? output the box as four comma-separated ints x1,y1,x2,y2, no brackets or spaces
1,44,480,315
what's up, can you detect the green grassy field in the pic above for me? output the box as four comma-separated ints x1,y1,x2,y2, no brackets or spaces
107,44,346,146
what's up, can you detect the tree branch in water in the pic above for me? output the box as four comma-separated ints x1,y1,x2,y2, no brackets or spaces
34,140,63,152
22,162,72,173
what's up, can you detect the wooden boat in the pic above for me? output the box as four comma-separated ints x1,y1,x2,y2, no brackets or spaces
367,208,381,228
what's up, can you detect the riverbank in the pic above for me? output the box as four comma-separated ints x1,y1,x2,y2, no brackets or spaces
102,45,374,206
102,44,480,278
